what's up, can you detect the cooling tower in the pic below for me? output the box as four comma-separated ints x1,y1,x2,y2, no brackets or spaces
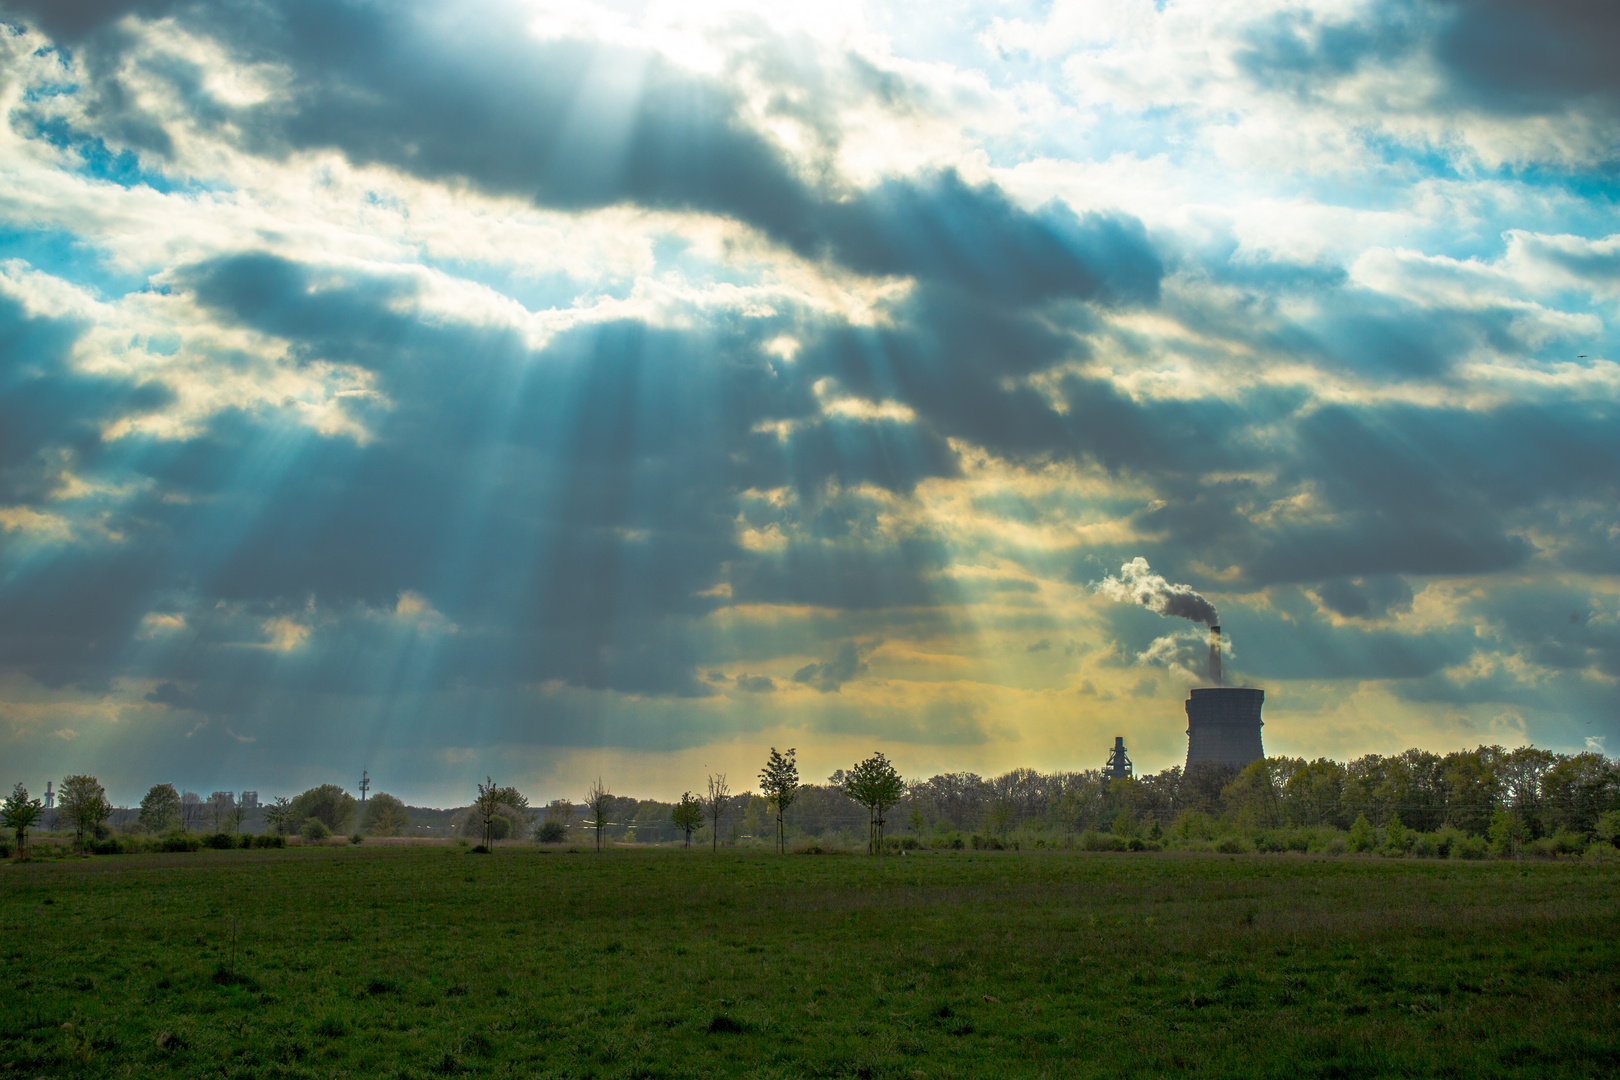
1184,687,1264,770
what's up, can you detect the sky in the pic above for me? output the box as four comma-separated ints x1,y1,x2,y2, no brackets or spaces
0,0,1616,808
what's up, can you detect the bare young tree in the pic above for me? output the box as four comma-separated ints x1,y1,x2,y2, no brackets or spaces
758,748,799,854
586,778,612,852
207,791,236,833
262,796,295,836
705,773,730,852
671,792,704,847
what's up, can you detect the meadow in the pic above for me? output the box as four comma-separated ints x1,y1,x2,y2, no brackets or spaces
2,845,1616,1079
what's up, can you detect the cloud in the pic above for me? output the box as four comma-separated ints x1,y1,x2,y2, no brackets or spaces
792,642,871,693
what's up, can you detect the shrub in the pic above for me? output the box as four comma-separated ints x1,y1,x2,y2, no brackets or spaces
1594,810,1620,848
252,834,285,849
349,833,364,845
90,837,127,855
470,844,491,854
162,832,201,852
1411,833,1441,859
536,820,568,844
302,818,332,842
1452,834,1488,860
1347,813,1375,853
1214,836,1248,854
204,833,235,850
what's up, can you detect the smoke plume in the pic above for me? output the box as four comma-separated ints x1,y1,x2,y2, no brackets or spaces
1093,558,1219,627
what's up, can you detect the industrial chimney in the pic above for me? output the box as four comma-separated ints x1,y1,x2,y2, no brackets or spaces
1209,624,1222,687
1104,736,1133,781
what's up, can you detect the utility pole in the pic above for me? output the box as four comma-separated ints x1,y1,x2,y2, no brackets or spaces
358,770,370,807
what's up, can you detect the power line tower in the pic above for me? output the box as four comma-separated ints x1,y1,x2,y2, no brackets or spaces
358,770,370,808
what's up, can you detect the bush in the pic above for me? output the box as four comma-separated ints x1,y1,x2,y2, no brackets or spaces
470,844,491,854
239,833,253,849
204,833,235,850
302,818,332,842
252,834,285,849
90,837,127,855
1452,834,1489,860
1347,813,1375,853
536,820,568,844
1214,836,1248,854
1411,833,1441,859
162,832,201,852
349,833,364,845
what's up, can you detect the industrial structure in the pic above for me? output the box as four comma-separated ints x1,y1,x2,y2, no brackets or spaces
1104,736,1132,780
1183,624,1265,770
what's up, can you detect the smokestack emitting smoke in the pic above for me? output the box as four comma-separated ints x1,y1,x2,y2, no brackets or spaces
1209,625,1222,687
1094,558,1219,627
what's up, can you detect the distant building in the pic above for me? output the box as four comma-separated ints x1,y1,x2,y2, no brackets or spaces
1104,736,1133,781
238,791,260,809
1184,687,1265,771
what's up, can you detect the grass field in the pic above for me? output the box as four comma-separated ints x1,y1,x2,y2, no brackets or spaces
2,846,1616,1079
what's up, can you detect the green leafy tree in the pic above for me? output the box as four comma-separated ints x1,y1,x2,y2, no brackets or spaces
1383,813,1410,855
474,776,506,848
705,774,730,852
671,792,704,847
1347,812,1375,853
585,778,613,852
59,774,112,850
302,817,332,841
262,796,296,835
289,785,358,832
2,783,43,853
138,784,181,833
1489,809,1527,858
758,747,800,854
844,752,905,855
362,792,411,837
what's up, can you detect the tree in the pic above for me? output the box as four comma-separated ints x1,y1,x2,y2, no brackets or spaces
59,774,111,850
262,796,296,836
289,785,358,833
671,792,705,847
844,752,905,855
474,777,505,848
180,790,205,832
758,747,799,854
138,784,181,833
705,774,730,852
362,792,411,836
538,799,575,844
2,783,43,854
207,791,236,833
1347,812,1375,853
586,778,612,853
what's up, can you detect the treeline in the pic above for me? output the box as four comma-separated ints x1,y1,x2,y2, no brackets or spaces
6,744,1618,860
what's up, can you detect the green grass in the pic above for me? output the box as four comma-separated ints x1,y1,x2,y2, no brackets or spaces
2,847,1616,1078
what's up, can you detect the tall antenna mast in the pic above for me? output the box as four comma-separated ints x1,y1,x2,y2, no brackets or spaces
358,770,370,806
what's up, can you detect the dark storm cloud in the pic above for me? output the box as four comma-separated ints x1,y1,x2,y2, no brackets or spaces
1314,575,1415,620
792,642,870,693
6,0,1162,307
1237,0,1620,122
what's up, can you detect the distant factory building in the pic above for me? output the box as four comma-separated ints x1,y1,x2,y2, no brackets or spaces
1104,736,1132,780
1183,625,1265,770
